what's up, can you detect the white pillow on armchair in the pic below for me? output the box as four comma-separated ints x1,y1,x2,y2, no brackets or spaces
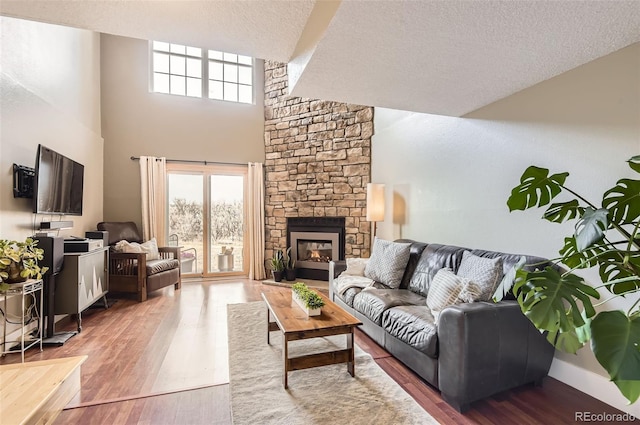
114,237,160,260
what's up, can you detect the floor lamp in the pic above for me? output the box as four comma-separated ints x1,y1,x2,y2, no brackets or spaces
366,183,385,254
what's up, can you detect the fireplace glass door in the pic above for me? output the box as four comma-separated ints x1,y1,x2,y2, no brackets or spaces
297,240,333,264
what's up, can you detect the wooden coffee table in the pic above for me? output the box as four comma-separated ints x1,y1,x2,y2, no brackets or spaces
261,290,362,389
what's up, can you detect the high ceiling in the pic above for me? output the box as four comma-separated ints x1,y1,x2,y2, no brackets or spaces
2,0,639,117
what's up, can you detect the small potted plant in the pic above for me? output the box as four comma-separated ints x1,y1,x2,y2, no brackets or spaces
291,282,325,316
269,249,285,282
283,247,296,281
0,238,48,290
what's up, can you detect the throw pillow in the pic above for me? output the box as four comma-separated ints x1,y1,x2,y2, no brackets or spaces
456,251,504,301
140,238,160,260
114,239,142,254
426,268,482,320
114,238,160,260
344,258,369,276
364,237,411,289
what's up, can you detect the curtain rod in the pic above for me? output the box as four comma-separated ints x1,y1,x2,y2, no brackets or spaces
130,156,247,167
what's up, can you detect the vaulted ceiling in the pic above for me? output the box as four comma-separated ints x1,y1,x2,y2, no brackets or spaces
2,0,639,116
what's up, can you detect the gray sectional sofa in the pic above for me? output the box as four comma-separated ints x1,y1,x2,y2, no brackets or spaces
328,240,555,412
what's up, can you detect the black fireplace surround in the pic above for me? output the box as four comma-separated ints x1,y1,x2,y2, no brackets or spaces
286,217,345,281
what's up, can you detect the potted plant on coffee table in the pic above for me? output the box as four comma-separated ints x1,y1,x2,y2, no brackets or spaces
0,238,48,291
270,249,285,282
291,282,325,316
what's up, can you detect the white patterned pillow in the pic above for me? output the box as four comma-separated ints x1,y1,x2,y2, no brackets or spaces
426,268,482,320
364,237,411,289
344,258,369,277
456,251,503,301
114,237,160,260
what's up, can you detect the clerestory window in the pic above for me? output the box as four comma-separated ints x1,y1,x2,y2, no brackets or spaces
151,41,253,104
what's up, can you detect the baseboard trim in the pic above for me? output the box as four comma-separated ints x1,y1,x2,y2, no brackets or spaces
549,358,639,418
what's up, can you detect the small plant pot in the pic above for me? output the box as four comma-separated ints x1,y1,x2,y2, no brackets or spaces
272,270,284,282
285,268,296,281
291,292,321,316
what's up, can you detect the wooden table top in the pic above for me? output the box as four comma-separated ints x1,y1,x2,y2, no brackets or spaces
262,290,361,334
0,355,87,425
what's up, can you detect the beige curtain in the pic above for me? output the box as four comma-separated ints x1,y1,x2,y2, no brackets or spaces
139,156,167,246
247,162,266,280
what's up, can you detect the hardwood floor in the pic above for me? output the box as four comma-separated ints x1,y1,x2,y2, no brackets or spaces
0,279,626,424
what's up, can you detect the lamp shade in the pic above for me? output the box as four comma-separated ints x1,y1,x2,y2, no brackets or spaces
366,183,385,222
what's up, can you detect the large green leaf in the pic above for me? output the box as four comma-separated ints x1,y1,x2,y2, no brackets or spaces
614,381,640,405
543,200,583,223
575,207,608,251
629,156,640,174
599,250,640,295
591,311,640,403
507,166,569,211
546,309,591,354
559,237,606,269
603,179,640,225
575,309,592,344
493,256,526,302
518,267,599,333
547,328,584,354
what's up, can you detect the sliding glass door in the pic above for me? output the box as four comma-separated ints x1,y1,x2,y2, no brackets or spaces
167,163,247,277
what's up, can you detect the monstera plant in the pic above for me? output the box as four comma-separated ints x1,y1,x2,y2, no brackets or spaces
497,156,640,403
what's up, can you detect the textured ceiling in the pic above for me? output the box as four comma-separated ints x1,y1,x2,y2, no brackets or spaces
2,1,639,117
0,0,316,61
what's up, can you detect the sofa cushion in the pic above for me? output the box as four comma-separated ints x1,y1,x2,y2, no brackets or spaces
352,289,426,325
365,238,412,289
336,282,388,307
394,240,428,289
456,251,503,301
408,244,470,297
426,268,482,320
145,259,180,276
382,305,439,358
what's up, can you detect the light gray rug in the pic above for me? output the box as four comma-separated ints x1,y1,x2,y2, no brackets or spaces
228,301,439,425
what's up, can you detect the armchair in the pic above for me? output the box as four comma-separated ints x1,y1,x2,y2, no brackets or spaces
97,222,181,302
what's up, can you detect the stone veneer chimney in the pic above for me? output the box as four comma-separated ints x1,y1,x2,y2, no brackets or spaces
264,61,374,264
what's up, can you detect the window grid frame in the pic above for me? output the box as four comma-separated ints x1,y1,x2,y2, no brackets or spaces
207,55,254,104
151,41,254,104
152,42,204,98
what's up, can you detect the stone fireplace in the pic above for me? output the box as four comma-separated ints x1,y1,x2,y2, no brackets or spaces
263,61,374,273
287,217,345,280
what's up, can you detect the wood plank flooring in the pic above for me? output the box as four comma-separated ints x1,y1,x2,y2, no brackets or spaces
0,279,626,424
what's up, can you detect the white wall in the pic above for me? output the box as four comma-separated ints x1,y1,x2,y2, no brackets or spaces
372,43,640,414
0,16,103,241
100,34,265,228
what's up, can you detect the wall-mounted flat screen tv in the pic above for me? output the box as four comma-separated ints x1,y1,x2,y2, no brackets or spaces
33,144,84,216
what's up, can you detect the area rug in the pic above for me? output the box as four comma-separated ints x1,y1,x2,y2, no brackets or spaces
228,301,439,425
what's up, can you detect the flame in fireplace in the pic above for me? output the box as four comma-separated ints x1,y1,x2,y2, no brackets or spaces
310,250,321,259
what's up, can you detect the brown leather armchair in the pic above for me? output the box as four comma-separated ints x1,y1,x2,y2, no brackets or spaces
97,221,181,302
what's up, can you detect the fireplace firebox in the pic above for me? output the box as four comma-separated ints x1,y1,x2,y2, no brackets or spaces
287,217,345,281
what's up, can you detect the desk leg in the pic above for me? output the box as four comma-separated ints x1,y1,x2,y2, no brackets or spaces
21,290,25,363
2,294,6,357
283,333,288,389
39,284,43,352
347,328,355,377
